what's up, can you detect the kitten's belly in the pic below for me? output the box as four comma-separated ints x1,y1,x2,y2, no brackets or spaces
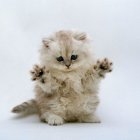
47,93,99,121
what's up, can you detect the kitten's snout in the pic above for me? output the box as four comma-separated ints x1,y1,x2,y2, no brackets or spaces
65,60,71,68
65,64,71,68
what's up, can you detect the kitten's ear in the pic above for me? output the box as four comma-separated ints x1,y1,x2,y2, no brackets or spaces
42,37,54,48
73,32,87,41
42,38,49,48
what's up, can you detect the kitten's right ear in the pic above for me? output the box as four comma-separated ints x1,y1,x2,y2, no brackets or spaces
42,37,54,48
42,38,50,48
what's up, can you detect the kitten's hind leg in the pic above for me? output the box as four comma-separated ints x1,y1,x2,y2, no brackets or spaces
40,112,64,126
79,114,101,123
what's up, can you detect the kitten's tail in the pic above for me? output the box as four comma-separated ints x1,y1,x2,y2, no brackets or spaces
11,99,38,114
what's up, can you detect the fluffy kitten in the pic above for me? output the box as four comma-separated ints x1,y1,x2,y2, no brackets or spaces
12,30,113,125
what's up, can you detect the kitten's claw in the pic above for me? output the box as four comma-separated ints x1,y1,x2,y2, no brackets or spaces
30,65,45,81
93,58,113,77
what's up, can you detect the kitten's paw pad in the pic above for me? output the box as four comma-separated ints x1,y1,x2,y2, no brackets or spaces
94,58,113,72
48,115,64,126
30,65,45,81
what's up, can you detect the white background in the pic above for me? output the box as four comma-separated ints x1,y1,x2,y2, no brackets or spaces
0,0,140,140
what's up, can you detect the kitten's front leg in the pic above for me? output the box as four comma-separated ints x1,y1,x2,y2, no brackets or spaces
93,58,113,78
30,65,46,83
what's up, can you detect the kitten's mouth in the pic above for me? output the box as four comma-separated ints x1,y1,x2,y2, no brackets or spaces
66,67,71,71
64,67,73,72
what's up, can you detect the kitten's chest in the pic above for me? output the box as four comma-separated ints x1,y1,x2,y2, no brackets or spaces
42,69,96,94
51,74,84,94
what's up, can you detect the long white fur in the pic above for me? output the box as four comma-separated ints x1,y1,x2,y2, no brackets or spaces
12,30,112,125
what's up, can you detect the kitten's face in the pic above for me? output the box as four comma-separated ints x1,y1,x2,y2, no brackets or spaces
40,31,91,72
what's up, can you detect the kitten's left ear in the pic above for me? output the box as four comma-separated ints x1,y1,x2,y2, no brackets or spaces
73,32,87,41
42,37,54,48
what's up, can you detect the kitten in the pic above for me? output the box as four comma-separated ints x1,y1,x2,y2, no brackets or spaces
12,30,113,125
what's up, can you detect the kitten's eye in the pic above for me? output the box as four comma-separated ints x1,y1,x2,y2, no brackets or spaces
71,55,78,60
56,56,64,62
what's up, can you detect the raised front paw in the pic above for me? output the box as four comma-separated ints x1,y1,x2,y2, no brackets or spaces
30,65,45,81
93,58,113,77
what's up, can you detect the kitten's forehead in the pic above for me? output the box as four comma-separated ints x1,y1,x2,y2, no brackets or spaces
56,31,73,57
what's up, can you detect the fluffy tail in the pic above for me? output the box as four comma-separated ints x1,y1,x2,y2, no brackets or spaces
11,99,38,114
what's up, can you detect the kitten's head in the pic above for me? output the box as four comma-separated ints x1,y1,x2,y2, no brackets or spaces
40,30,92,72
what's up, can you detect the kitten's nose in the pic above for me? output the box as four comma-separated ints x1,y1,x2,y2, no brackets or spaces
65,60,71,68
65,64,71,68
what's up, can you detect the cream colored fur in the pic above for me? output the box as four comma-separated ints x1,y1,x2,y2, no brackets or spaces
12,30,113,125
